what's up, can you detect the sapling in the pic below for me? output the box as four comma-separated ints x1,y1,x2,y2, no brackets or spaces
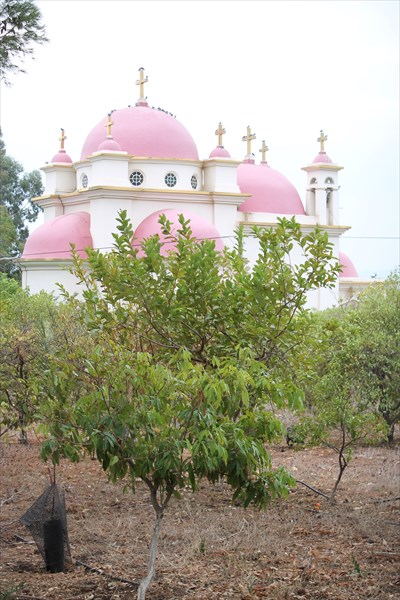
40,212,340,598
296,310,388,502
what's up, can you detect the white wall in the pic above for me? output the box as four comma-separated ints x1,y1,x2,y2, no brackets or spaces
127,159,202,191
21,262,83,297
90,197,133,252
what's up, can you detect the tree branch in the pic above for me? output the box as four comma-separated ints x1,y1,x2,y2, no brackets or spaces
295,479,330,499
75,559,137,587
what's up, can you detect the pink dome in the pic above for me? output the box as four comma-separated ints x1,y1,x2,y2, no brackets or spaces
51,149,72,164
133,208,224,257
312,152,332,164
339,252,358,277
81,106,199,160
237,162,305,215
209,146,231,158
97,137,122,152
22,212,93,260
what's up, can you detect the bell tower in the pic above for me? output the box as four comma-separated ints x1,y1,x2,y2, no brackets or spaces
302,130,343,226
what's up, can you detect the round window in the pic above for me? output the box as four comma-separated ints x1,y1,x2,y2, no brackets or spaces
129,171,144,186
191,175,198,190
165,172,177,188
81,174,88,189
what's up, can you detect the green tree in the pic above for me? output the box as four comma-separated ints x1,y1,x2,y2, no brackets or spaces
0,275,49,440
40,212,340,599
0,274,84,442
296,310,387,501
348,271,400,441
0,204,17,261
0,0,48,84
295,277,399,500
0,130,43,276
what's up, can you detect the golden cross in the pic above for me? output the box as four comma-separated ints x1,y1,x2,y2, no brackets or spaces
242,125,256,156
317,130,328,153
59,128,66,150
136,67,148,99
105,113,113,137
215,122,226,146
259,140,269,162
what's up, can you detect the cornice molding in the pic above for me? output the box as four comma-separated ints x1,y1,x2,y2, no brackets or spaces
302,164,344,172
73,155,204,168
41,163,75,172
239,221,351,236
34,186,250,203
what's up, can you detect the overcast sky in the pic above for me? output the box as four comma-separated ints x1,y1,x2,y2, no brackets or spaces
1,0,399,278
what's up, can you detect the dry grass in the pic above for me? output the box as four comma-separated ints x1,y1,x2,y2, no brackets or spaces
0,439,399,599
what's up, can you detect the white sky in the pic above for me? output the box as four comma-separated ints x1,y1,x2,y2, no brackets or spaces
1,0,399,278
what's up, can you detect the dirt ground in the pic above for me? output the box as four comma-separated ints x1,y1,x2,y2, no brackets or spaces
1,438,399,600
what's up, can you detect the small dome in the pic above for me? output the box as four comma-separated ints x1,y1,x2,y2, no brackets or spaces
51,149,73,164
133,208,224,256
22,212,93,260
81,106,199,161
339,252,358,277
237,162,305,215
312,152,332,164
209,146,231,158
97,137,122,152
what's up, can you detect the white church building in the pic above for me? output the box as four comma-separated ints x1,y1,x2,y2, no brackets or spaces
20,68,366,309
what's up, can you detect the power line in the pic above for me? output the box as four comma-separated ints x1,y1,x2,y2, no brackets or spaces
342,236,399,240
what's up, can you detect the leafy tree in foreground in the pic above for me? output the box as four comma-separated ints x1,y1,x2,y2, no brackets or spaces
40,212,340,599
0,0,48,84
0,131,43,277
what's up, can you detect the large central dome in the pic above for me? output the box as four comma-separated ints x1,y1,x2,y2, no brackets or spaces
81,105,199,161
237,162,305,215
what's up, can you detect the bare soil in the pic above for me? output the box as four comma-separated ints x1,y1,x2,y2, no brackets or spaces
1,439,399,600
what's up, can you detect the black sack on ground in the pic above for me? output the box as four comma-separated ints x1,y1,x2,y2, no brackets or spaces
21,483,71,572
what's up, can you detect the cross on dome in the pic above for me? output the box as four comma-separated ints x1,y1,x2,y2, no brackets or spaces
59,128,66,150
136,67,148,106
317,130,328,153
97,112,122,152
242,125,256,157
259,140,269,163
50,127,72,163
105,113,113,137
215,122,226,147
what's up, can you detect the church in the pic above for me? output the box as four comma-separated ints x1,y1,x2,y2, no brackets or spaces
20,68,366,309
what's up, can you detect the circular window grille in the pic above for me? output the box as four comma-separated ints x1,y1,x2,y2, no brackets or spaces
165,172,177,188
191,175,198,190
81,174,88,188
129,171,144,186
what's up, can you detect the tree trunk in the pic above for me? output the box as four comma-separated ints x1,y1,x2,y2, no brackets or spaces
136,510,163,600
329,424,347,503
330,459,346,503
387,423,394,443
19,427,28,445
